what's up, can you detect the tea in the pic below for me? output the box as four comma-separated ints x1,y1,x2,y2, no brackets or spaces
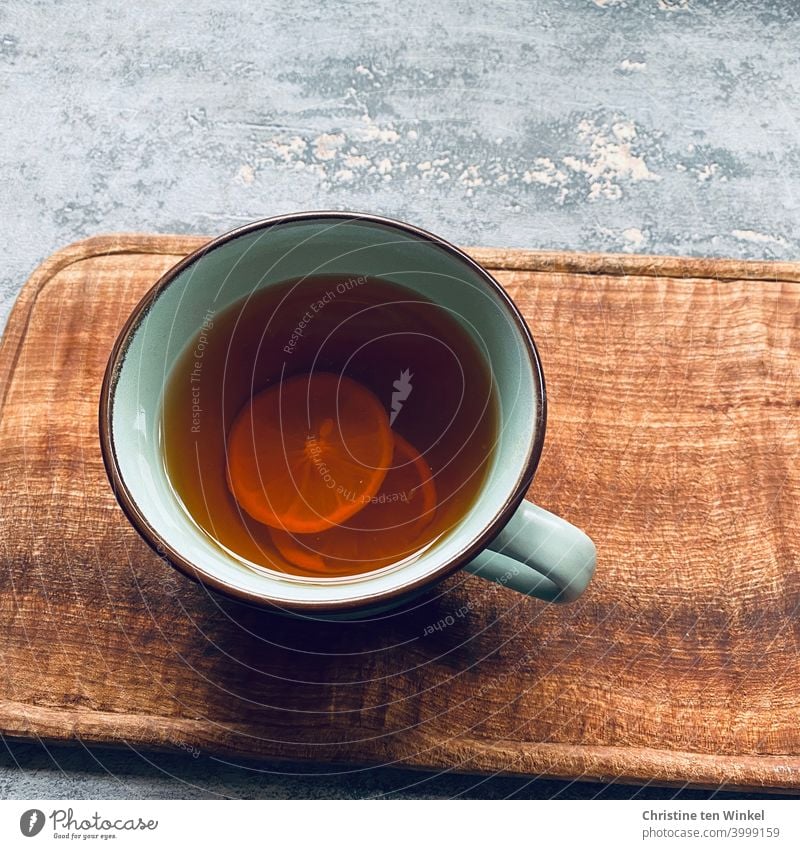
161,274,498,579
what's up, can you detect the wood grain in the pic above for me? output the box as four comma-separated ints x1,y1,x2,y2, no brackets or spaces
1,234,799,792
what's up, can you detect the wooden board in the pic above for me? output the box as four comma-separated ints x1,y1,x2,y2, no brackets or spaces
1,234,799,793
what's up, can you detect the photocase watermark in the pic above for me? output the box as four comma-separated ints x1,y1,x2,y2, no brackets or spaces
357,490,410,505
19,809,45,837
277,358,418,509
304,426,418,505
283,274,368,355
389,368,413,426
189,308,215,434
169,734,201,759
422,600,475,636
422,569,547,636
421,565,535,638
19,807,158,838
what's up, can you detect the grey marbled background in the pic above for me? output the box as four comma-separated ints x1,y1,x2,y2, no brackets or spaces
1,0,798,799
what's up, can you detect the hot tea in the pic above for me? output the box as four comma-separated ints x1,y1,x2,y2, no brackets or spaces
161,274,498,579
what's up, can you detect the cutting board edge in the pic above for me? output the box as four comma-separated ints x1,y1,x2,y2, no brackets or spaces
1,701,799,793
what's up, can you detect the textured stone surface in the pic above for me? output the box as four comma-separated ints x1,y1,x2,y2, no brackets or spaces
1,0,799,799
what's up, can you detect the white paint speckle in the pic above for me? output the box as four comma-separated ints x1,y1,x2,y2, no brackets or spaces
563,118,660,200
343,153,369,169
259,111,656,203
696,162,718,182
264,116,409,188
522,157,569,203
593,0,624,7
360,117,400,144
619,58,646,72
622,227,647,250
731,229,787,246
611,120,637,143
269,136,307,164
235,164,254,185
459,165,483,187
313,132,346,161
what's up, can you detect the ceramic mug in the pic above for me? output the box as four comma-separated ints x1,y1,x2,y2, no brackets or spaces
100,212,595,618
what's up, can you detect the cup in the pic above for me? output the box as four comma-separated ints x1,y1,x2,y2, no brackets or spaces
100,212,595,618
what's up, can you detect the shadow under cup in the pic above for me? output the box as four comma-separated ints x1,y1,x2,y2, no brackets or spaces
102,213,543,615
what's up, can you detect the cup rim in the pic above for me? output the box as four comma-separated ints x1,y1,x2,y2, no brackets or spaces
99,210,547,613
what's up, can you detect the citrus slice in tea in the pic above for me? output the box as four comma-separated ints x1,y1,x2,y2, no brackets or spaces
226,372,393,533
269,433,438,575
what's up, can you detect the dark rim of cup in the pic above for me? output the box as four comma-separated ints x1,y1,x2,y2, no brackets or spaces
98,210,547,614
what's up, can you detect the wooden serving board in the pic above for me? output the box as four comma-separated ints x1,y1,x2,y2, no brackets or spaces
1,234,799,793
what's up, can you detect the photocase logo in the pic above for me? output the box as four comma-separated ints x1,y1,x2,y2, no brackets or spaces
390,368,413,426
17,807,159,836
19,809,45,837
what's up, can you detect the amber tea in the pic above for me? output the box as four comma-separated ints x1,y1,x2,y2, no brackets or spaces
161,274,498,579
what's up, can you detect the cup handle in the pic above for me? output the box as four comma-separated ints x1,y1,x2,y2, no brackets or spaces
462,501,596,603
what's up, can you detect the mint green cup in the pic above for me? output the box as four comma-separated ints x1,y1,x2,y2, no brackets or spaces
100,212,595,618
